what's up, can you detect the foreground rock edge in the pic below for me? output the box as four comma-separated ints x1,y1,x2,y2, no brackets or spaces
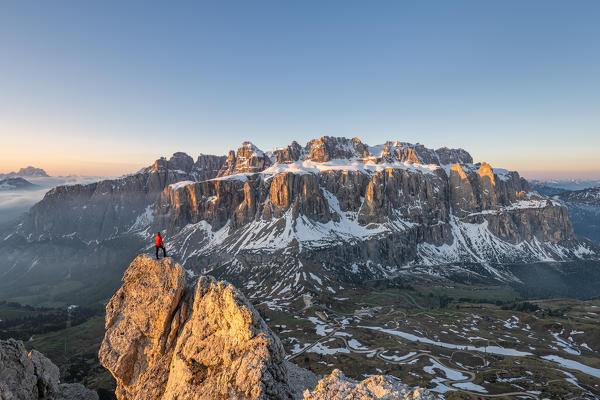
0,338,98,400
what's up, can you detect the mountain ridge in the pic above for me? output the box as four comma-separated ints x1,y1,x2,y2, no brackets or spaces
2,136,597,305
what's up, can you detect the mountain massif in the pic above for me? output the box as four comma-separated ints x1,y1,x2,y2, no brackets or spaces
1,137,596,305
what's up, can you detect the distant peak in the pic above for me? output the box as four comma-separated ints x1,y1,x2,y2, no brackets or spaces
4,166,50,178
478,162,496,186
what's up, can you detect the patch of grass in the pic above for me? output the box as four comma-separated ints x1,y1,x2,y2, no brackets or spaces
7,280,87,308
26,315,105,359
419,285,520,303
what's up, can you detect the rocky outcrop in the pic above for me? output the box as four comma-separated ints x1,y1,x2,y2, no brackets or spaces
272,141,303,164
305,137,368,162
303,370,436,400
146,138,596,299
0,339,98,400
99,255,434,400
99,255,300,399
156,157,577,254
14,137,477,243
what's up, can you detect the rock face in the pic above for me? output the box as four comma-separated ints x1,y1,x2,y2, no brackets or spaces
303,370,436,400
148,137,594,299
0,338,98,400
99,255,299,400
99,255,434,400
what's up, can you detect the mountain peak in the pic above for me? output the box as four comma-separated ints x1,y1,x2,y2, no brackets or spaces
0,166,49,178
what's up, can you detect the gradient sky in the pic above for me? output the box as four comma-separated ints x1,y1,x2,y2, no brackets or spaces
1,1,599,178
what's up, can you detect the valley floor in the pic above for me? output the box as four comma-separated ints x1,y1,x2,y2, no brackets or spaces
258,283,600,399
2,280,600,399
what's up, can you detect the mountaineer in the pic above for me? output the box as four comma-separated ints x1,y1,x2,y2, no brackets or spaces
155,232,167,259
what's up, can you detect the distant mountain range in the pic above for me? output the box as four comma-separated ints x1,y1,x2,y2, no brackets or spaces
554,186,600,244
1,136,596,307
0,177,39,191
529,179,600,196
0,166,49,179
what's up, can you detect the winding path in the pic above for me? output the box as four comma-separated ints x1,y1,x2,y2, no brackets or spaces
287,305,543,399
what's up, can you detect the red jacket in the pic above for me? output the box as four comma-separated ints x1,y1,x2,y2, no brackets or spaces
155,234,164,247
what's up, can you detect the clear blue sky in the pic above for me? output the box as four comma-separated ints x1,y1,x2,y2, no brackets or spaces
1,1,599,178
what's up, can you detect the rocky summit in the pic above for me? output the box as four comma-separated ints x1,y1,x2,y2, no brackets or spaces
98,255,436,400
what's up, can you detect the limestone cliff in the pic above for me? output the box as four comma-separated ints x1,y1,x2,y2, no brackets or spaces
149,137,594,299
99,255,435,400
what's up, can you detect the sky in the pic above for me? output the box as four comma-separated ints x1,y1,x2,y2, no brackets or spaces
0,1,599,179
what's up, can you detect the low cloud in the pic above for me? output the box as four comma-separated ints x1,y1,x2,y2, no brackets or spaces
0,176,106,224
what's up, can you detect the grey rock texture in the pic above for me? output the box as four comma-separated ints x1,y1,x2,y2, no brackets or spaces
0,339,98,400
54,384,99,400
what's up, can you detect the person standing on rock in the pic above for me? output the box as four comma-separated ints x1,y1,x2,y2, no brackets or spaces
155,232,167,259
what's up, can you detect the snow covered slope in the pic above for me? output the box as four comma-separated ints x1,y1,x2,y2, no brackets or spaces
145,137,596,299
5,136,596,303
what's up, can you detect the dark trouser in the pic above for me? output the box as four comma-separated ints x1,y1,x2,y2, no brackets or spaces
156,245,166,259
